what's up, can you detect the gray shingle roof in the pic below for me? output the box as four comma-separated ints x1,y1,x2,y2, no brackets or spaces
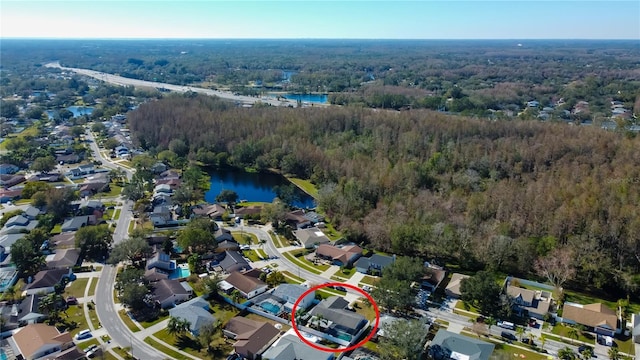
431,329,495,360
219,251,251,273
169,301,215,334
309,296,366,335
262,334,332,360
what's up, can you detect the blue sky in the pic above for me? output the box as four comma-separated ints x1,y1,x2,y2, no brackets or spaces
1,1,639,39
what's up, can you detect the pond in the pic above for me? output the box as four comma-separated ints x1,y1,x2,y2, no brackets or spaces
45,106,95,120
204,169,315,208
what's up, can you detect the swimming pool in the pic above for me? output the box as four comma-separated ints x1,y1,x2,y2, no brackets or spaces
0,349,7,360
260,301,282,315
169,265,191,279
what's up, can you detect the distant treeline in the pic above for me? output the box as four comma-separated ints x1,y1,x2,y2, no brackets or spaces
129,94,640,300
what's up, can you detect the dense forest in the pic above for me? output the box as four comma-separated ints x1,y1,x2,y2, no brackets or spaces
129,94,640,300
2,39,639,116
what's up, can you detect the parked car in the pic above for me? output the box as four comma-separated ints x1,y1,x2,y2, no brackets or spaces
501,331,517,342
334,286,347,292
362,285,372,292
66,296,78,305
578,345,594,354
497,321,515,330
521,338,536,346
74,329,92,340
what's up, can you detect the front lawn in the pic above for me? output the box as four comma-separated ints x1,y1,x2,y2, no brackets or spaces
255,248,268,259
243,249,263,262
144,335,191,360
360,276,380,286
117,309,141,332
281,271,305,283
140,312,169,329
88,278,98,296
282,251,322,274
62,304,91,338
488,339,549,360
113,209,121,220
550,323,595,344
353,301,377,322
331,266,356,281
65,278,89,298
232,231,258,245
269,231,285,248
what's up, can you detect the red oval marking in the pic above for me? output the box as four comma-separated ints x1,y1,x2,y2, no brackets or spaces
290,282,380,353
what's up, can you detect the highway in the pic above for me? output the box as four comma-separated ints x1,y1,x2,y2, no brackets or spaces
86,130,166,360
45,62,306,108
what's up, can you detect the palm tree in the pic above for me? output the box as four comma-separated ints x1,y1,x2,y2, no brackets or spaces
558,347,576,360
527,333,537,346
580,346,594,360
607,347,620,360
231,289,242,304
167,316,190,336
258,238,266,248
567,326,579,344
575,324,586,339
515,326,525,342
539,335,546,350
485,316,497,331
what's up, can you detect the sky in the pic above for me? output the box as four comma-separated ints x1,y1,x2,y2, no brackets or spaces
1,1,639,40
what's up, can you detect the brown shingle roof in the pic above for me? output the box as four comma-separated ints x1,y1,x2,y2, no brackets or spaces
225,270,267,296
445,273,470,297
562,303,617,329
13,324,72,359
225,317,280,358
316,244,362,264
506,286,536,304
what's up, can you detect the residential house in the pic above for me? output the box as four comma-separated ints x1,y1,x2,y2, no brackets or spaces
0,164,19,175
17,294,46,325
262,334,334,360
154,184,173,195
23,205,43,220
292,227,330,249
157,169,181,180
149,206,173,227
429,329,495,360
23,268,73,295
315,244,362,267
51,232,76,249
234,205,263,219
55,153,80,164
217,250,251,273
526,100,540,108
144,268,170,282
151,162,168,174
60,216,91,232
217,239,240,253
224,269,268,299
0,233,26,266
445,273,470,299
422,263,446,293
78,181,109,198
152,279,192,309
632,313,640,344
224,317,281,360
45,248,81,269
28,172,61,182
505,284,552,319
214,225,234,243
191,203,226,219
272,284,315,311
354,254,395,275
0,174,26,188
561,302,618,337
308,296,368,337
285,210,312,229
146,251,176,272
0,188,22,203
155,177,182,190
0,214,39,235
114,145,129,158
168,297,215,336
7,323,85,360
0,267,18,292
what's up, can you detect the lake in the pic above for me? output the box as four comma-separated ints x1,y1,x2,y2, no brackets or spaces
204,169,316,208
281,93,328,104
45,106,94,120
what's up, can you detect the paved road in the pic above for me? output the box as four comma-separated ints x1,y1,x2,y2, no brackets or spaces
87,131,166,360
45,62,308,108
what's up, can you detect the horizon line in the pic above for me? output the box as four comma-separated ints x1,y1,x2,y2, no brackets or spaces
1,37,639,41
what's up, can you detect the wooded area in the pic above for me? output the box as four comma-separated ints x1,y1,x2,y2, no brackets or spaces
128,94,640,301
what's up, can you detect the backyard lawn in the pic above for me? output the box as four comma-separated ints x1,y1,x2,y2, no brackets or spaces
210,299,240,325
65,278,89,298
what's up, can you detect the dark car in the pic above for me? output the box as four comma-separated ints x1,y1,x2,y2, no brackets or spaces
578,345,594,355
501,331,517,342
521,338,536,346
66,296,78,305
335,286,347,292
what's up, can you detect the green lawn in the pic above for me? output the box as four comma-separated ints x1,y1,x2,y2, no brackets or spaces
117,309,141,332
322,223,343,241
140,313,169,329
88,278,98,296
144,336,191,360
282,251,322,274
65,278,89,298
245,312,291,331
487,339,549,360
243,249,263,262
454,300,482,315
103,208,115,220
353,301,377,322
232,231,258,245
0,125,40,150
281,271,305,283
256,248,268,259
111,346,133,360
113,209,121,220
51,224,62,235
63,304,91,338
15,198,31,205
87,305,101,329
210,299,240,325
78,338,99,350
564,289,640,315
330,266,357,281
551,323,595,344
269,231,285,248
287,177,319,198
128,220,135,233
615,336,636,356
360,276,380,286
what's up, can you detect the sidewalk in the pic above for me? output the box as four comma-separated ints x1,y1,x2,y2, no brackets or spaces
134,318,169,339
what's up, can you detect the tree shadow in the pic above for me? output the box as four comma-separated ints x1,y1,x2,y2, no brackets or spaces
176,334,202,351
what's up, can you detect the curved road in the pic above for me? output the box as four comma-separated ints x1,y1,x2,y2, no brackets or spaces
45,62,309,108
86,130,167,360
